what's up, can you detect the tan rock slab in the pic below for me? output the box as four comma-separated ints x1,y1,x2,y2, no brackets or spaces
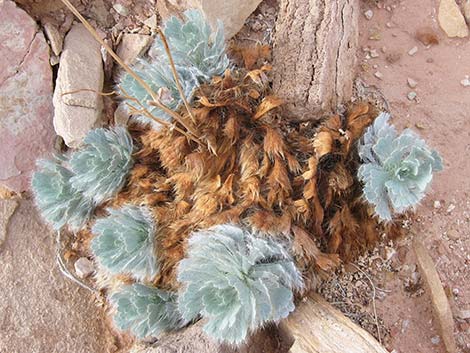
438,0,469,38
53,23,104,147
413,238,457,353
117,33,152,66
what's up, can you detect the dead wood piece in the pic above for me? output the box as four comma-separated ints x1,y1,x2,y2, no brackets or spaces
413,238,457,353
272,0,359,118
280,292,388,353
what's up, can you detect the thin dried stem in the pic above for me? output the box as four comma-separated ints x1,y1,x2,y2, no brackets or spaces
61,89,117,97
120,86,202,145
157,28,197,125
351,263,382,345
59,0,199,139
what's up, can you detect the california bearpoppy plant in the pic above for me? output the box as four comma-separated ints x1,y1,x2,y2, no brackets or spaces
32,3,442,347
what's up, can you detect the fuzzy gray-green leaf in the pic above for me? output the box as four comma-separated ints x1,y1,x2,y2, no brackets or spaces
91,204,158,281
358,113,443,220
177,224,303,345
69,126,134,204
32,156,94,231
111,284,186,338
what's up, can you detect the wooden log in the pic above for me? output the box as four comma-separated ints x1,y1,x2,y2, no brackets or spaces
280,292,389,353
272,0,359,118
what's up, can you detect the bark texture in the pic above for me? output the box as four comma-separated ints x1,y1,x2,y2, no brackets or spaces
280,292,389,353
272,0,359,118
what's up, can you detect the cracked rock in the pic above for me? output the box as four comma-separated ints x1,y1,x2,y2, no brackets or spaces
53,23,104,148
0,0,55,192
117,33,152,66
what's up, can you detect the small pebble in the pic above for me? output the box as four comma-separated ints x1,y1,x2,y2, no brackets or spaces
453,287,460,296
431,336,441,345
386,22,393,28
433,200,442,209
364,9,374,20
374,71,383,80
446,204,456,214
461,75,470,87
407,78,418,88
113,4,129,16
407,91,417,100
74,257,94,279
381,46,387,53
408,46,418,56
370,49,379,58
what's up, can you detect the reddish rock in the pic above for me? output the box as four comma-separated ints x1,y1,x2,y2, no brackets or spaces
0,0,55,192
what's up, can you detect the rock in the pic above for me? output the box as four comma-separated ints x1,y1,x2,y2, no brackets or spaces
0,200,116,353
114,103,130,125
187,0,263,39
431,336,441,345
74,257,95,279
0,199,18,248
446,203,456,213
53,23,104,148
407,78,418,88
408,46,418,56
43,22,63,56
374,71,383,80
0,0,55,193
464,0,470,23
113,3,129,16
407,91,417,101
369,49,379,58
143,14,158,30
434,200,442,209
461,75,470,87
438,0,468,38
117,33,152,66
413,238,457,353
364,9,374,20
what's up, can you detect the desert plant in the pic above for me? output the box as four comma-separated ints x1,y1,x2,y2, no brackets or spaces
118,9,229,127
151,9,230,81
358,112,443,221
32,156,94,231
69,126,134,204
111,284,185,338
91,204,158,281
177,224,303,345
118,60,199,127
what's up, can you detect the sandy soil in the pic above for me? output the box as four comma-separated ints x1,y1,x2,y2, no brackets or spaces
358,0,470,352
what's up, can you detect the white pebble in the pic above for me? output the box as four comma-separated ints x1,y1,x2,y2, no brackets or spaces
433,200,441,209
461,75,470,87
74,257,95,279
446,204,456,214
408,46,418,56
370,49,379,58
364,9,374,20
407,91,417,100
113,4,129,16
407,78,418,88
374,71,383,80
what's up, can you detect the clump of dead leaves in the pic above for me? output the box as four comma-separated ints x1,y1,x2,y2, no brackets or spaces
88,47,403,293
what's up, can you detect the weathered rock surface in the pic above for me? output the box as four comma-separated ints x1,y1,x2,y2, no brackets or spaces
0,199,18,248
157,0,262,38
0,200,116,353
117,33,152,65
53,23,104,148
438,0,468,38
272,0,359,118
0,0,55,192
43,22,63,56
135,321,290,353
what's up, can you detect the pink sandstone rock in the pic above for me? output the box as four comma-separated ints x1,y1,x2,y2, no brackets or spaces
0,0,55,193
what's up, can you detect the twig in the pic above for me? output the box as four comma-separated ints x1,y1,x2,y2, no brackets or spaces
59,0,199,139
56,231,98,294
351,263,382,345
120,86,202,145
156,28,197,125
61,88,117,97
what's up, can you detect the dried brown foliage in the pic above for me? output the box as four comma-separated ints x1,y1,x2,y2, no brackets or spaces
100,58,402,292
